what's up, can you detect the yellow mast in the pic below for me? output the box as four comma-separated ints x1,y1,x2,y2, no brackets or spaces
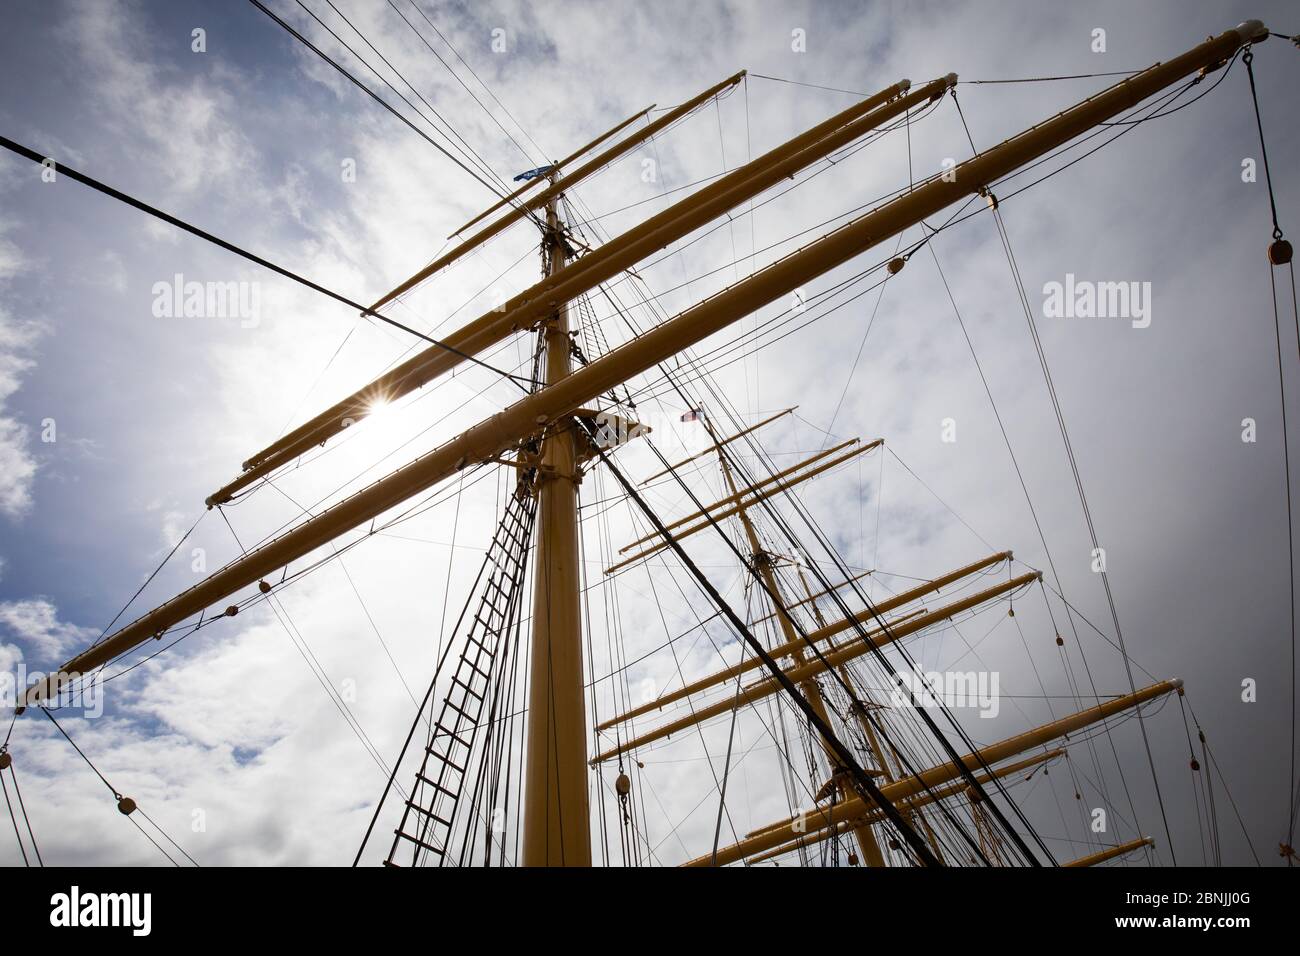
521,184,590,865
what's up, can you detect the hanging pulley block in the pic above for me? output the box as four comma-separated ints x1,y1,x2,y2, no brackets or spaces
1268,238,1292,265
615,772,631,796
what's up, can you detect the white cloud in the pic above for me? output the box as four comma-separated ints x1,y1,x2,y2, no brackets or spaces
0,227,25,282
0,246,40,518
68,2,258,194
0,598,96,659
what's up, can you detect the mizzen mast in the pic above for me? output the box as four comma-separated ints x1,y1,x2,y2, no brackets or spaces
706,414,887,865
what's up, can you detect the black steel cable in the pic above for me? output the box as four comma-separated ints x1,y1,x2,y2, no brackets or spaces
1,770,29,866
1243,48,1286,242
246,0,509,202
7,763,42,866
0,134,537,391
41,707,197,865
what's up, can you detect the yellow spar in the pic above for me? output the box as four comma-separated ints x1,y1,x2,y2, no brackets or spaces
209,75,944,505
1063,836,1155,867
592,570,1041,762
684,678,1183,866
745,749,1064,865
29,22,1264,704
596,549,1012,730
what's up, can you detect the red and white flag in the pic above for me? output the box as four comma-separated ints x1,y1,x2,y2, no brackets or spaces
680,409,703,422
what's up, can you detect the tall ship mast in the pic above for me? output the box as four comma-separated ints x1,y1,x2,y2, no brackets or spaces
1,11,1294,870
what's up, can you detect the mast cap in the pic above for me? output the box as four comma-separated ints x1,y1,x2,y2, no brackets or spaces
1234,20,1268,42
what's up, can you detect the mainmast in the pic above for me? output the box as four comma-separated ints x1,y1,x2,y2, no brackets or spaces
521,181,590,865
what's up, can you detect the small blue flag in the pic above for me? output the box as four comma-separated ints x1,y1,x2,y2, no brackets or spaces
512,164,554,183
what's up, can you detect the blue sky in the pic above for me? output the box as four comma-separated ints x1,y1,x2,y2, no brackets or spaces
0,0,1298,865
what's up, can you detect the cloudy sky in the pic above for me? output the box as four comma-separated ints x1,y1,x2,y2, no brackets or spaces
0,0,1297,866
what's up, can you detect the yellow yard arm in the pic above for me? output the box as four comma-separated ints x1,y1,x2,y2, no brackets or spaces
209,76,939,505
592,570,1040,762
596,550,1011,730
684,679,1183,866
30,21,1264,703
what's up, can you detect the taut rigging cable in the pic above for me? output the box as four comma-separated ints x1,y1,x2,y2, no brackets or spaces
1241,43,1299,862
245,0,513,205
40,708,199,866
581,423,944,866
0,134,537,391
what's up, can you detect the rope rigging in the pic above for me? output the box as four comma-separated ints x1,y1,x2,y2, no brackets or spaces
569,158,1055,868
572,54,1279,858
1,749,42,866
9,17,1291,868
579,420,945,866
579,228,1044,862
246,0,518,206
40,708,199,867
577,46,1279,868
